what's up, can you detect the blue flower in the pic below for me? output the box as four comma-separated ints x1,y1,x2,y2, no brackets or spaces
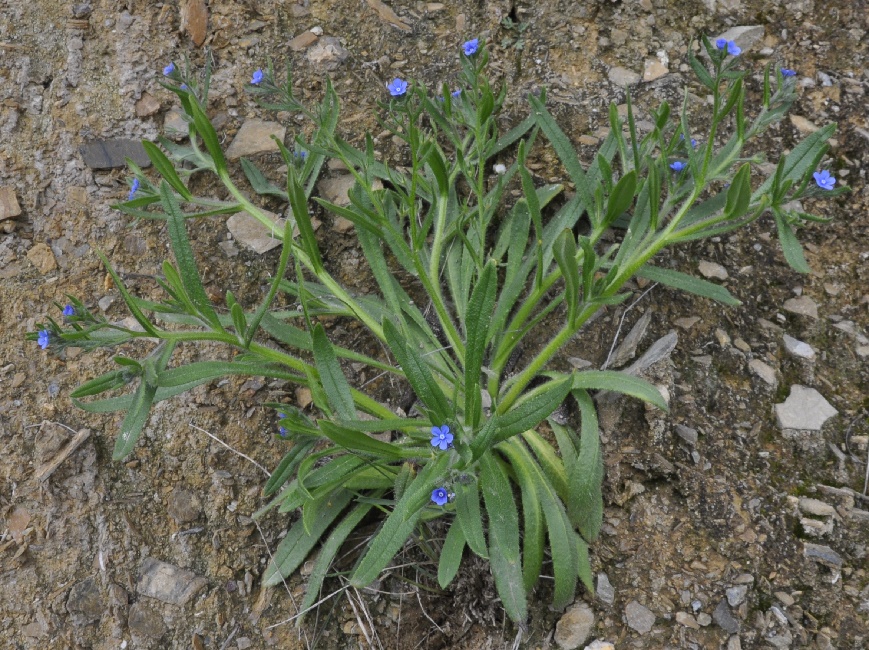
63,304,75,317
781,68,796,77
715,38,728,50
163,62,175,76
251,69,264,85
277,412,288,437
451,89,462,98
295,150,308,161
680,134,697,148
670,161,686,172
430,425,454,451
813,170,836,190
462,39,479,56
387,78,408,96
431,487,449,506
38,330,50,349
180,83,188,90
727,41,741,56
128,178,140,201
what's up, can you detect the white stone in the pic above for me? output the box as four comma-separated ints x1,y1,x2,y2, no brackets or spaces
799,497,836,517
698,260,728,280
783,296,818,319
783,334,815,360
775,385,837,431
625,601,655,634
608,66,640,87
749,359,777,387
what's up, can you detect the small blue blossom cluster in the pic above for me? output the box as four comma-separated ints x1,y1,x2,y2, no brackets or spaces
128,178,140,201
277,412,289,437
429,424,454,505
387,78,408,97
431,487,449,506
781,68,796,77
163,62,175,76
670,161,686,172
63,304,75,317
38,330,51,349
813,170,836,190
251,69,264,85
462,38,479,56
715,38,742,56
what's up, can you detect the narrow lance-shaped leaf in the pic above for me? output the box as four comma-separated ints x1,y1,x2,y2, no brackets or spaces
479,454,527,623
773,210,810,274
552,229,580,324
724,163,751,220
638,264,740,306
568,389,604,542
312,323,356,421
463,260,497,427
438,521,467,589
454,480,488,559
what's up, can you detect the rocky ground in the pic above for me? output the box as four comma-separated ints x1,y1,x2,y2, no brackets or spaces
1,0,868,649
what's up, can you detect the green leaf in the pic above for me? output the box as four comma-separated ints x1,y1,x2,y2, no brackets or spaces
160,181,221,328
188,99,227,173
97,251,159,336
753,124,835,197
568,390,603,542
319,421,419,459
70,369,133,398
773,210,811,273
455,480,488,559
489,376,572,447
552,229,580,323
112,374,157,460
571,370,668,411
574,532,594,593
688,47,715,90
297,498,379,622
438,521,467,588
463,260,498,426
638,264,740,306
312,323,355,421
382,318,451,422
240,157,289,200
279,142,324,272
142,141,192,200
479,454,527,623
263,439,317,497
350,453,450,587
603,171,637,229
724,163,751,220
262,489,354,587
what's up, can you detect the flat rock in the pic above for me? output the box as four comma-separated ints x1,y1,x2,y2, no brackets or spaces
27,242,57,274
583,642,615,650
726,585,748,606
66,578,103,625
748,359,777,387
181,0,208,47
164,109,188,139
799,497,835,517
783,295,818,319
712,599,740,634
624,600,655,634
790,115,820,134
226,119,286,160
555,601,595,649
596,572,615,605
318,175,382,208
608,66,640,87
675,612,700,629
783,334,815,360
643,57,668,82
136,557,207,605
306,36,349,70
0,186,22,220
675,424,698,445
226,210,287,254
135,92,161,117
79,138,151,169
803,543,842,568
128,602,166,639
775,385,837,431
715,25,764,53
698,260,728,280
288,31,318,51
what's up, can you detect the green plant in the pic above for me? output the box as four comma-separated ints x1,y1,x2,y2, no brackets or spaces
30,37,846,624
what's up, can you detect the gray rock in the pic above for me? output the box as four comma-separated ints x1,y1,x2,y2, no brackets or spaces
675,424,698,446
748,359,777,387
715,25,765,53
712,599,740,634
726,585,748,606
66,578,103,625
783,334,815,360
727,635,742,650
783,296,818,319
128,602,166,639
306,36,349,70
608,66,640,87
226,119,286,160
675,611,700,629
803,542,843,568
79,139,151,170
774,385,837,431
583,642,615,650
167,488,201,524
164,109,188,139
624,600,655,634
226,210,287,254
607,309,651,369
697,612,712,626
555,602,595,649
698,260,728,280
596,573,615,605
625,331,678,376
136,558,207,605
798,497,835,517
